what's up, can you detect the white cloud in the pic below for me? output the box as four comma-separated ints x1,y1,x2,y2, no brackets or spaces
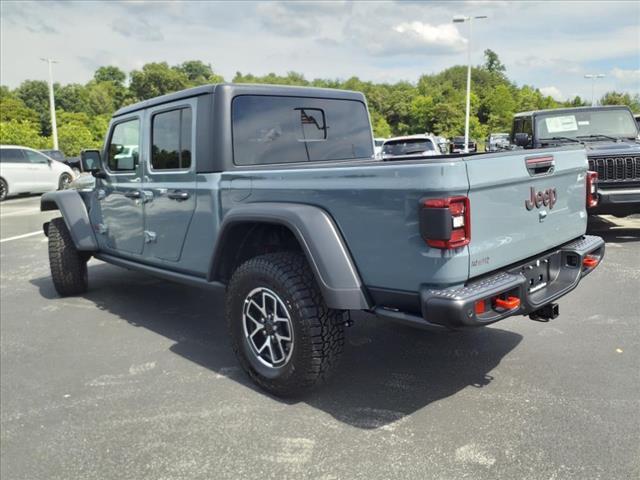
611,68,640,85
392,22,467,52
539,86,565,102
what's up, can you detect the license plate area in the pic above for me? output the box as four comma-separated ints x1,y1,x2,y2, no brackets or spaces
519,257,551,293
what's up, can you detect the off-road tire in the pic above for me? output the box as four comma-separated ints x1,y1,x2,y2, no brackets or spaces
48,217,88,296
0,178,7,201
58,173,72,190
226,252,345,397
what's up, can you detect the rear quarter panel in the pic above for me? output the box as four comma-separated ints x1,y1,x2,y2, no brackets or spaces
221,160,470,292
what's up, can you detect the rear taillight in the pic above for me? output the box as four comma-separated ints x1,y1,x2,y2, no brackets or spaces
420,196,470,249
586,170,598,208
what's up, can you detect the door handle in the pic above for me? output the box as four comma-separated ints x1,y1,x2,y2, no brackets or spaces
167,190,190,201
124,190,142,199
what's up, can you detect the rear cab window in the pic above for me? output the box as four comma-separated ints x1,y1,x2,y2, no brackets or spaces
383,138,435,156
232,95,373,166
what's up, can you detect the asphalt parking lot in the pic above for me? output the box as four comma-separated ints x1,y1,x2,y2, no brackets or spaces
1,195,638,480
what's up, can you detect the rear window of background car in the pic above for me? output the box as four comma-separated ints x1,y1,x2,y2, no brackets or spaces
231,95,374,166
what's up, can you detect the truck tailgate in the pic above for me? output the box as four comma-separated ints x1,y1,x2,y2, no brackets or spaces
465,148,588,279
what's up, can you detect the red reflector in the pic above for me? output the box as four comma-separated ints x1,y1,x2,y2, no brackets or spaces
475,300,485,315
494,296,520,310
583,255,599,268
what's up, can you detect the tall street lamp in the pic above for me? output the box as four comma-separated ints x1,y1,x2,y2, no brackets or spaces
584,73,606,107
453,15,487,153
40,58,59,150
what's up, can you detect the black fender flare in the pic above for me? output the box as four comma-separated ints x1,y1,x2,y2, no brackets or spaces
210,203,370,310
41,190,98,251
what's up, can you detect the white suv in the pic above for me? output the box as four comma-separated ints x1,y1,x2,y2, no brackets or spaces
0,145,76,201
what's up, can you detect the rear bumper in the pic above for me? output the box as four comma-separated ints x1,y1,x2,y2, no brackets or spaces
589,188,640,215
417,235,605,328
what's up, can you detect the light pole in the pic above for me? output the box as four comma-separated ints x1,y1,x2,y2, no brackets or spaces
584,73,605,107
40,58,59,150
453,15,487,153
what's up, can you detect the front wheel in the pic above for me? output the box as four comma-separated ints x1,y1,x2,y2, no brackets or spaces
226,252,345,397
58,173,72,190
48,217,88,296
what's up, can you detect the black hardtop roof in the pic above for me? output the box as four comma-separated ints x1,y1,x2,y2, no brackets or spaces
113,83,367,118
514,105,632,118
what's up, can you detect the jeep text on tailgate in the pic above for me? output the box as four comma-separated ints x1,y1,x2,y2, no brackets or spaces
41,84,604,396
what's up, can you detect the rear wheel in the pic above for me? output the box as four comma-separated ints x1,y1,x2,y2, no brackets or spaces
58,173,72,190
0,178,7,201
226,252,345,397
48,217,88,296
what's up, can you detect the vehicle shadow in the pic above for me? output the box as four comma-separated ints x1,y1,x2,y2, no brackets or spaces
31,263,522,430
587,214,640,243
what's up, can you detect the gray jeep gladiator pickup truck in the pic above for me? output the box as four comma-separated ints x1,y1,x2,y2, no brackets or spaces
512,105,640,217
42,84,604,396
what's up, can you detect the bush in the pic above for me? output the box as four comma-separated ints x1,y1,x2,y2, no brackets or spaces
0,120,48,149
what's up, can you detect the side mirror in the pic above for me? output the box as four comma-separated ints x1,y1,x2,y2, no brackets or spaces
514,133,531,147
80,149,102,173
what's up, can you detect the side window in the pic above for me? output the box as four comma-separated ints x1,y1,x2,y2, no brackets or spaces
151,107,192,170
0,149,28,163
24,150,50,164
107,119,140,172
523,117,533,136
232,95,373,166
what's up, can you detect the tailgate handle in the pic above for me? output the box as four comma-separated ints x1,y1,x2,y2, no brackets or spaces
525,155,554,176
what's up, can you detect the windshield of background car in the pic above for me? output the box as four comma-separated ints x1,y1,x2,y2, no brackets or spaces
232,95,373,165
536,109,637,140
382,139,435,155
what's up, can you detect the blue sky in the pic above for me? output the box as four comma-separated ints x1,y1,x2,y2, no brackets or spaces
1,0,639,102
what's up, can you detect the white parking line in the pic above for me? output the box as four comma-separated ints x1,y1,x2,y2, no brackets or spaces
0,208,42,218
0,231,43,243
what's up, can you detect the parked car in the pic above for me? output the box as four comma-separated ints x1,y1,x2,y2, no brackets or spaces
485,133,510,152
40,149,82,173
41,83,603,396
381,134,440,159
634,114,640,130
511,106,639,217
0,145,75,201
373,137,385,159
449,136,477,153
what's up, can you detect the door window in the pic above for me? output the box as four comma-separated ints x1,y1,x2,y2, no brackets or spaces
0,148,28,163
23,150,50,164
151,108,192,170
107,119,140,172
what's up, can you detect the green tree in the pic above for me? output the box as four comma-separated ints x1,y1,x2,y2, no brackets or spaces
484,49,506,74
0,95,40,124
370,111,392,138
14,80,51,135
129,62,190,101
174,60,224,86
0,120,48,148
55,83,89,113
57,123,96,156
600,91,640,112
94,66,126,85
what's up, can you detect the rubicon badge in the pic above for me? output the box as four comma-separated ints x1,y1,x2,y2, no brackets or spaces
525,187,557,210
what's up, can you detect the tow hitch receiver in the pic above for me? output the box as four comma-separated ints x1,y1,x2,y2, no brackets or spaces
529,303,559,322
